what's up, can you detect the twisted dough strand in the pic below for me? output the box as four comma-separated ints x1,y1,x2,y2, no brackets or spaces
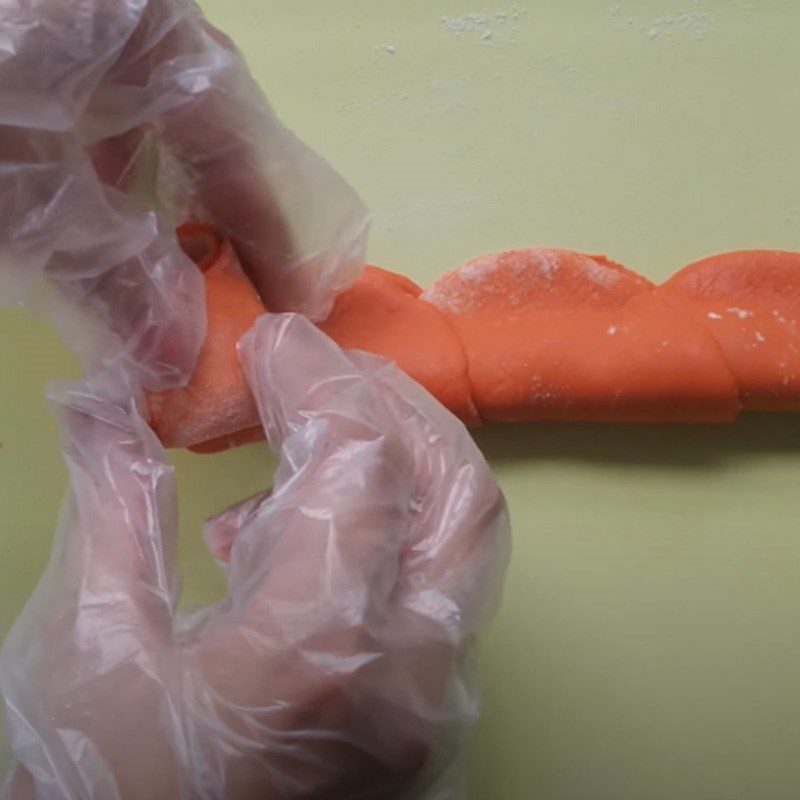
148,226,800,452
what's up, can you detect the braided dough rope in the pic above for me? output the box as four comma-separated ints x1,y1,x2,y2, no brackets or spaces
148,224,800,453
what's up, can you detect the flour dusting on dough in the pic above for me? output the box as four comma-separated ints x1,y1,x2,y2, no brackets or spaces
423,248,560,313
533,250,560,280
421,282,470,315
582,257,621,287
423,249,622,314
455,253,507,284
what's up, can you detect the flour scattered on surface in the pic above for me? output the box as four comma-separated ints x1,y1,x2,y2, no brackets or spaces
440,12,489,36
755,331,766,342
727,307,753,320
374,42,396,56
608,1,712,42
707,311,722,320
439,6,527,45
607,325,618,336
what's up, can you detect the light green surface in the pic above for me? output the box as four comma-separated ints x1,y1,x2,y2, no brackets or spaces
2,2,800,797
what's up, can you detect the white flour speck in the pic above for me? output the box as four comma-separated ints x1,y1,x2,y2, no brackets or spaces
374,42,396,56
608,325,618,336
727,307,753,319
707,312,722,320
772,309,788,324
755,332,766,342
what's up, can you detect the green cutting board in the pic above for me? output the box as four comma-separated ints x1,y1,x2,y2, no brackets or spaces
1,2,799,798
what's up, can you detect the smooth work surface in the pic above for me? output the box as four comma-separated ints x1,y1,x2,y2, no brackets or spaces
2,2,800,798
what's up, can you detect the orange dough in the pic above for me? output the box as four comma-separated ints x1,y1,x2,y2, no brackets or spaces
318,266,478,424
662,251,800,411
423,249,739,423
146,226,800,453
147,224,264,450
189,425,265,454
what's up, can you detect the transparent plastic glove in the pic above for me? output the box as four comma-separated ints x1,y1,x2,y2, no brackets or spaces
0,0,367,389
0,314,510,800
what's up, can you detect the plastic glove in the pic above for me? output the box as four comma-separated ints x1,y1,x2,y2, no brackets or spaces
0,314,510,800
0,0,367,390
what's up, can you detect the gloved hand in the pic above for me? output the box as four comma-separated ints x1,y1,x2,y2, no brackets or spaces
0,0,367,390
0,4,510,797
0,314,510,799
